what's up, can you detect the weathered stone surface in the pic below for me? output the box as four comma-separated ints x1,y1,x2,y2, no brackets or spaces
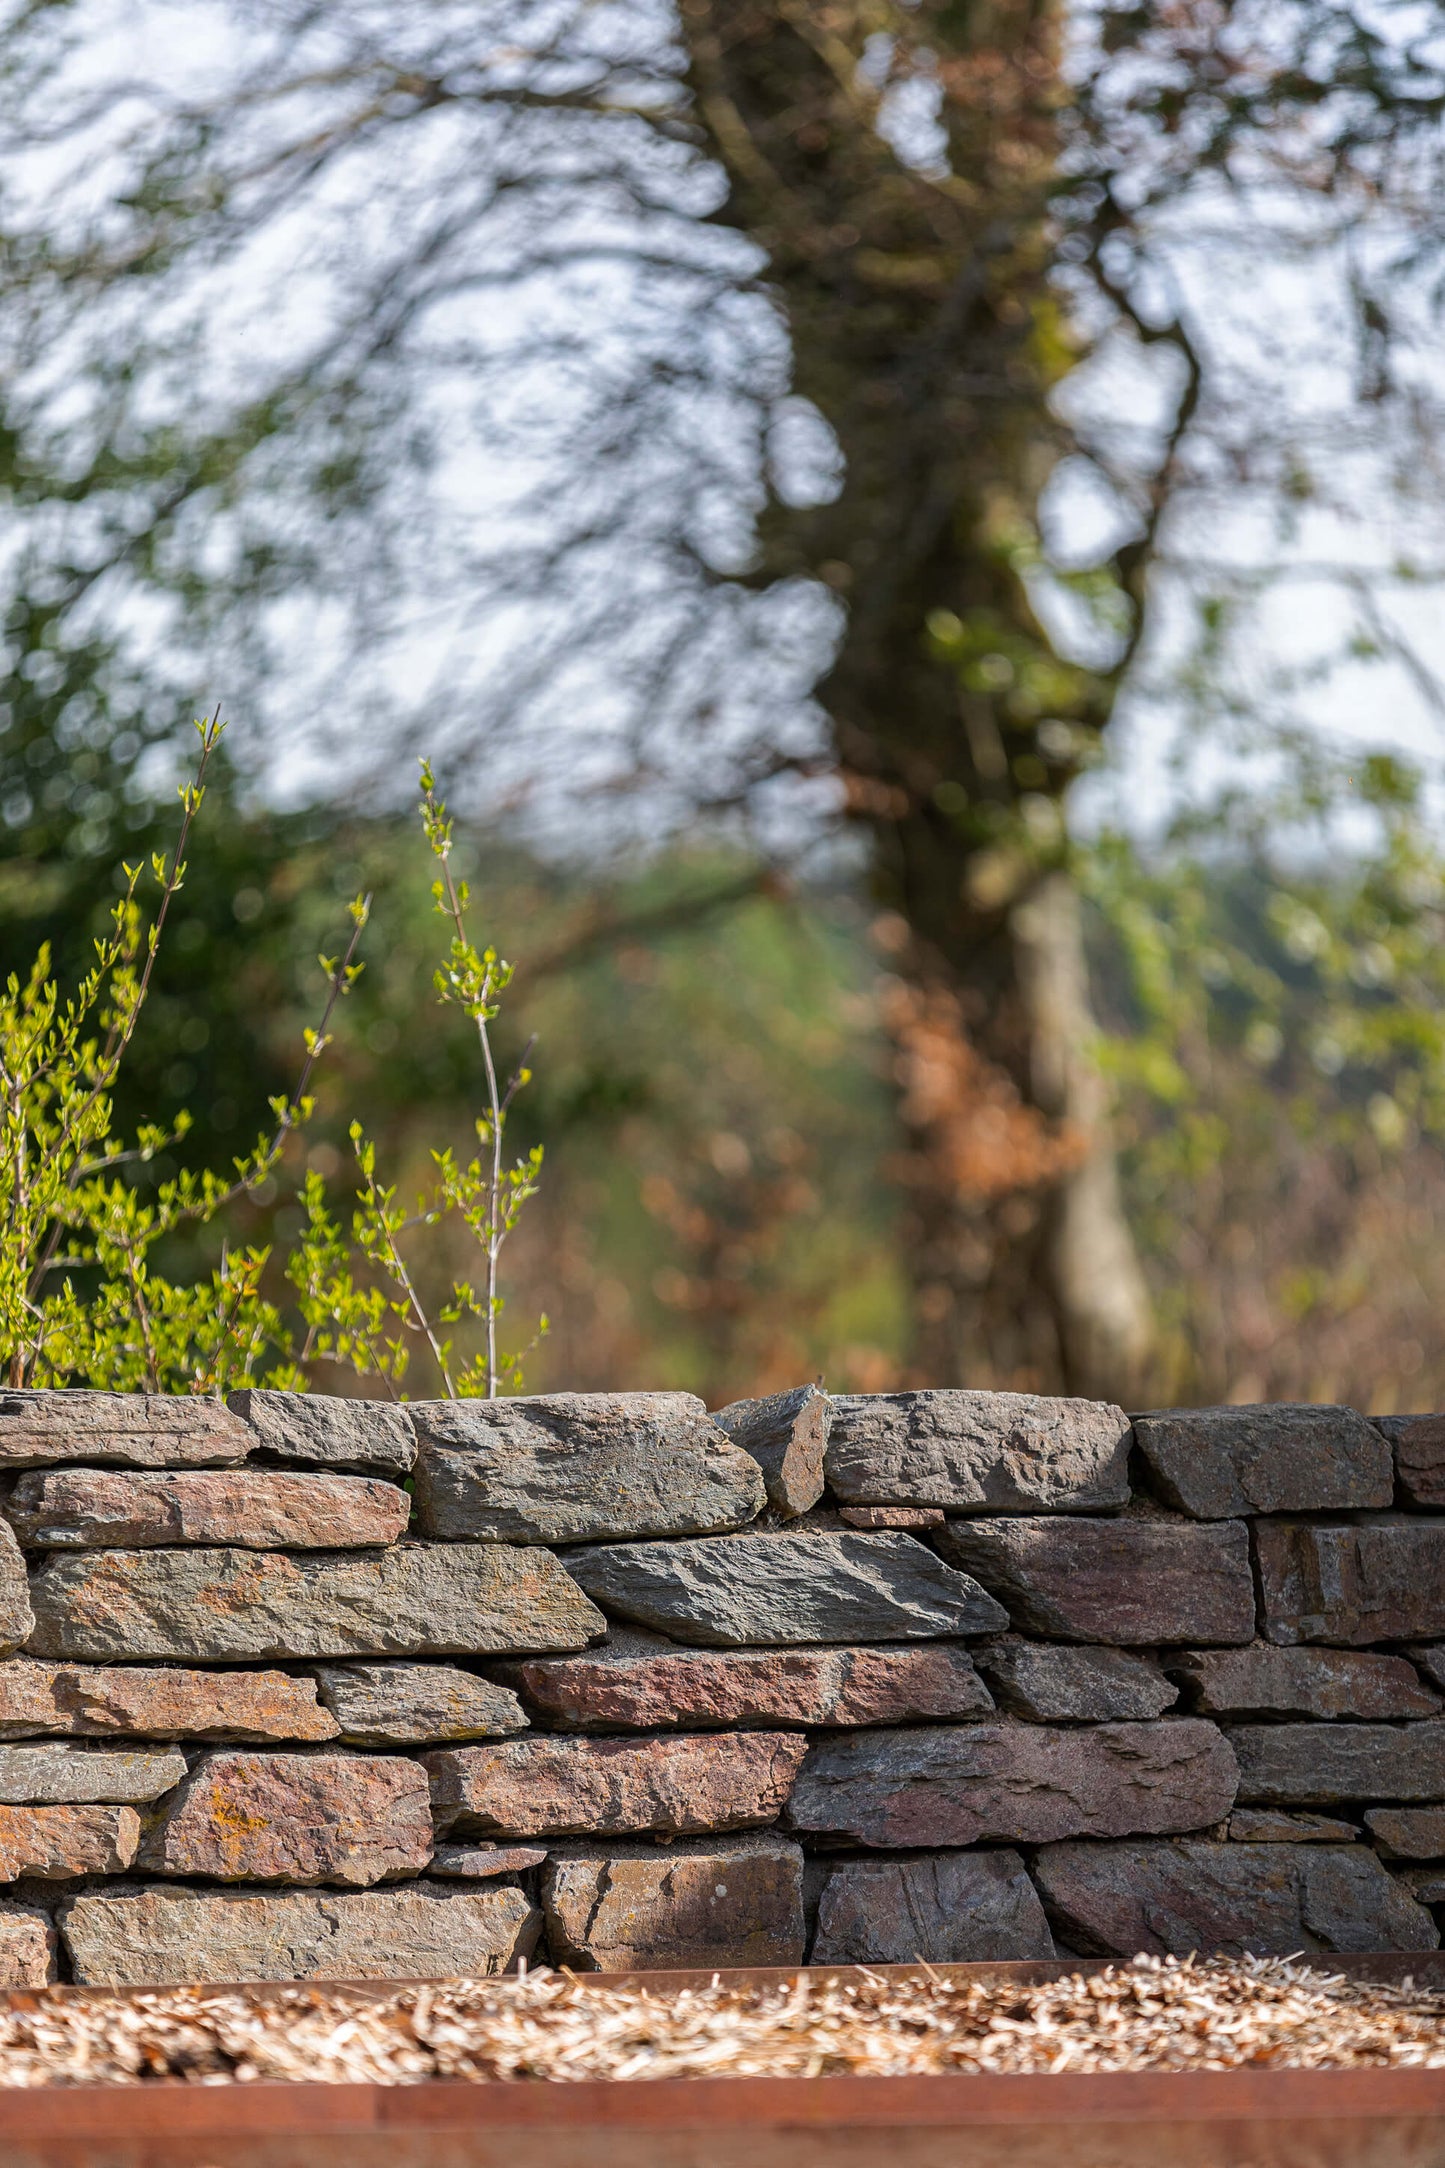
1229,1721,1445,1804
61,1883,539,1985
1400,1866,1445,1904
0,1390,252,1468
410,1393,764,1546
0,1902,55,1984
1411,1647,1445,1693
315,1661,526,1746
1365,1807,1445,1858
825,1390,1131,1513
563,1532,1006,1647
811,1849,1054,1965
1375,1414,1445,1509
0,1657,338,1742
0,1743,184,1803
713,1386,830,1520
1256,1518,1445,1646
786,1720,1237,1848
935,1517,1255,1646
424,1731,807,1839
26,1542,605,1661
543,1836,804,1970
430,1843,546,1878
137,1751,432,1885
0,1803,140,1878
838,1506,945,1529
0,1523,33,1659
227,1389,415,1475
975,1639,1177,1722
1034,1840,1437,1956
1133,1404,1392,1518
1229,1810,1359,1843
1171,1644,1439,1720
7,1467,409,1550
500,1629,994,1732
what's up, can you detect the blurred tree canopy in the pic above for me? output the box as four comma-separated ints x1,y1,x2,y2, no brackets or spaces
4,0,1445,1402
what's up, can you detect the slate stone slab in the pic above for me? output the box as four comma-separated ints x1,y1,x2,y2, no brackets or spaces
1132,1404,1392,1518
562,1531,1007,1647
824,1390,1131,1512
315,1661,526,1746
1170,1644,1440,1720
1365,1807,1445,1859
227,1390,415,1475
137,1751,433,1886
1412,1646,1445,1693
935,1517,1255,1645
1033,1839,1438,1956
713,1386,831,1520
0,1391,252,1468
0,1803,140,1879
0,1902,55,1986
26,1542,606,1661
0,1743,185,1803
974,1639,1177,1722
1228,1809,1359,1843
1375,1415,1445,1508
430,1843,547,1878
0,1524,33,1658
810,1849,1055,1965
785,1719,1238,1848
1229,1720,1445,1803
60,1883,540,1985
543,1836,806,1970
0,1658,338,1742
410,1393,765,1546
1256,1518,1445,1645
838,1506,945,1529
423,1730,808,1839
499,1631,993,1731
6,1468,409,1550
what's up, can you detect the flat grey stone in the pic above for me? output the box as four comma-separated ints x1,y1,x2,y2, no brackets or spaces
26,1543,605,1661
430,1843,546,1878
0,1391,252,1468
713,1386,831,1519
0,1524,32,1657
1133,1404,1392,1518
935,1517,1255,1645
1170,1645,1440,1720
1365,1807,1445,1859
1229,1721,1445,1804
824,1390,1130,1512
563,1531,1007,1646
811,1850,1055,1964
60,1883,541,1985
975,1639,1177,1721
785,1719,1237,1847
1256,1518,1445,1645
1375,1415,1445,1508
227,1390,415,1475
315,1662,527,1746
0,1743,185,1803
1034,1839,1437,1956
1229,1809,1359,1843
543,1836,805,1970
410,1393,764,1545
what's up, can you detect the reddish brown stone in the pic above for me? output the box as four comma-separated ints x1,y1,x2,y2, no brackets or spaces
1171,1644,1440,1720
500,1632,993,1732
0,1658,339,1742
7,1468,409,1550
1228,1810,1359,1843
838,1506,945,1530
0,1803,140,1879
936,1517,1255,1645
430,1843,546,1878
137,1751,433,1885
543,1837,804,1969
0,1903,55,1985
1256,1518,1445,1645
786,1719,1238,1847
423,1731,807,1839
1365,1807,1445,1859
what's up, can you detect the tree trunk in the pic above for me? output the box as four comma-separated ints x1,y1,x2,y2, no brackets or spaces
682,0,1156,1398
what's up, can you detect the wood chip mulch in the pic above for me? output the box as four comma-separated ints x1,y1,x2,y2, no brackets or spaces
0,1959,1444,2086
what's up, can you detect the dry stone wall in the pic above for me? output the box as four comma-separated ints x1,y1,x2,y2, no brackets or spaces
0,1384,1443,1983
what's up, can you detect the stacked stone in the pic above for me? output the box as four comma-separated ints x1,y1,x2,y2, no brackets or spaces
0,1383,1442,1986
